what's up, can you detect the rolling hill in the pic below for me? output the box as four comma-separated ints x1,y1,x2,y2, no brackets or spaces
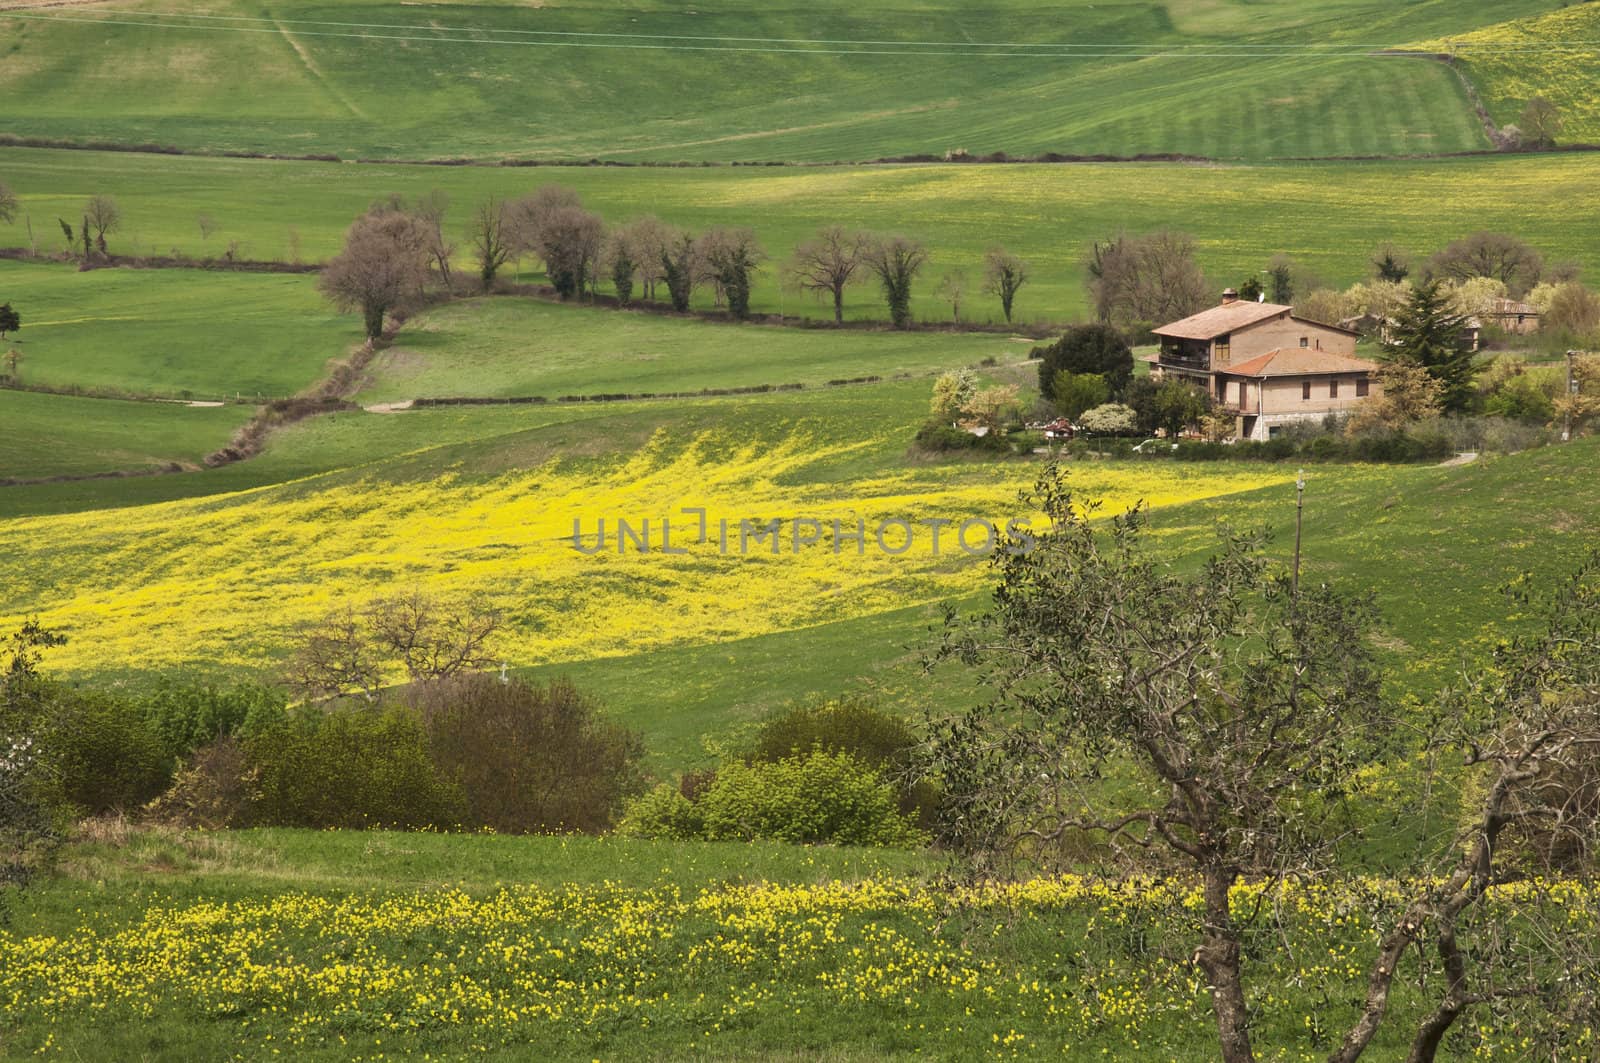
0,0,1564,162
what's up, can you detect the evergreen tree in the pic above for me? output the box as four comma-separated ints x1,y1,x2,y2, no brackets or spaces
1383,282,1476,413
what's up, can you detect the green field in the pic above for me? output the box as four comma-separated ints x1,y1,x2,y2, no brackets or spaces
0,0,1557,163
0,827,1577,1061
0,259,358,398
5,147,1600,323
358,296,1017,402
0,389,253,481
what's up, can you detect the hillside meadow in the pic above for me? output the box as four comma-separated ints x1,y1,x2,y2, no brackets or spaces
0,389,253,482
1413,5,1600,144
5,149,1600,322
0,828,1586,1061
0,259,358,399
0,0,1551,162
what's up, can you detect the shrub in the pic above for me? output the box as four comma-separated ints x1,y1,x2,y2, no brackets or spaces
750,697,937,827
150,734,252,830
694,750,923,846
412,675,645,834
913,422,1010,454
618,783,705,840
243,706,465,830
45,689,170,815
140,679,287,763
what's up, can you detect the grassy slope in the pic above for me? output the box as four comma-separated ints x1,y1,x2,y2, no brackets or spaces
358,296,1016,402
0,389,254,480
1412,5,1600,143
5,148,1600,323
0,260,358,398
0,0,1553,162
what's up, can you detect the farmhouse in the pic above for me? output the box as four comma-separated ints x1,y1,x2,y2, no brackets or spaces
1483,297,1540,336
1153,290,1378,440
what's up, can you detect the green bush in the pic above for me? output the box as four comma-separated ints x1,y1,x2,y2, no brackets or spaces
412,675,645,834
751,698,938,828
243,706,465,830
617,783,705,841
913,421,1011,454
140,679,287,763
44,689,170,815
696,750,923,846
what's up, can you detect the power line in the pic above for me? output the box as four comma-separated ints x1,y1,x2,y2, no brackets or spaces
2,9,1593,58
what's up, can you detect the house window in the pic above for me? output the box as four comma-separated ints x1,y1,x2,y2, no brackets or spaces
1302,380,1311,401
1330,379,1340,399
1299,337,1309,348
1356,377,1370,398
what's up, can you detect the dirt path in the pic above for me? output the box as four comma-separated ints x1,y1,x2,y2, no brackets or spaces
1439,451,1480,467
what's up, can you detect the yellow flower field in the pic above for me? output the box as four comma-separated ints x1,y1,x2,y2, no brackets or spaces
2,872,1591,1059
0,431,1294,677
1411,7,1600,142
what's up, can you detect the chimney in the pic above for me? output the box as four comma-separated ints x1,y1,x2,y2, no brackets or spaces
1221,288,1239,305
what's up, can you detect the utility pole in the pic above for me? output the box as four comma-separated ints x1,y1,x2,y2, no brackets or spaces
1292,469,1306,599
1564,350,1578,443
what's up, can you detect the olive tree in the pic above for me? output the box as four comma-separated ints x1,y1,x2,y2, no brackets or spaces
926,470,1389,1063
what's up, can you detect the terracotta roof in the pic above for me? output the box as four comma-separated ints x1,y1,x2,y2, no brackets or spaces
1153,300,1291,340
1220,349,1379,379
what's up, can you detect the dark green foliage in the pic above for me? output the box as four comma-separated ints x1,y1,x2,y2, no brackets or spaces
1269,259,1293,304
1034,324,1133,398
610,251,635,305
1384,282,1477,413
1,622,67,912
1237,277,1264,302
45,690,171,815
139,679,287,764
1153,378,1212,438
913,422,1011,454
1051,372,1110,419
0,304,19,340
412,674,645,834
661,234,697,313
243,706,466,830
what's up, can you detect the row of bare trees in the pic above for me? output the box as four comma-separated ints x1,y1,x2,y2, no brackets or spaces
315,184,1035,339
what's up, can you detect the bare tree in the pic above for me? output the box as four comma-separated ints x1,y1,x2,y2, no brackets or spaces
1520,97,1563,149
0,182,19,226
84,196,120,256
620,216,670,302
1429,232,1544,296
1087,230,1209,330
469,197,514,292
935,270,968,323
318,210,432,341
288,593,501,702
790,225,867,324
196,213,217,242
412,189,455,288
982,247,1028,323
698,227,765,319
864,234,928,329
509,184,583,266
